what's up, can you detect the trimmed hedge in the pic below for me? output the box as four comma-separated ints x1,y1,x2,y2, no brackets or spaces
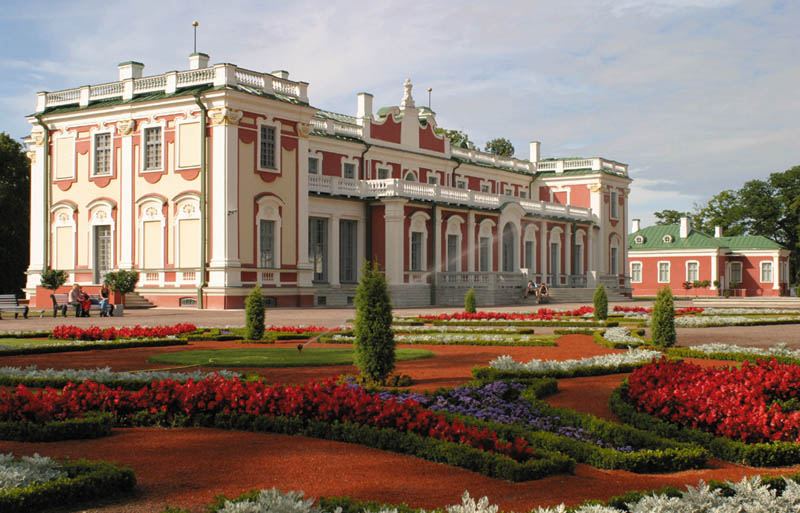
0,459,136,513
419,320,618,328
393,327,536,335
662,346,800,366
0,332,50,339
0,412,113,442
0,374,209,391
610,381,800,466
319,333,558,347
0,338,188,356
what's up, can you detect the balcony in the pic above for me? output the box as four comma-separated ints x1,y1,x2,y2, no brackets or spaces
308,176,593,222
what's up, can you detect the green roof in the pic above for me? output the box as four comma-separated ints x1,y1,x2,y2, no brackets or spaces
315,109,357,124
629,224,784,251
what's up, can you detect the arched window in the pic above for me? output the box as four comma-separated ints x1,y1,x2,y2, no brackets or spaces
87,200,116,284
549,227,563,285
574,229,586,275
523,225,537,272
478,219,495,272
137,196,166,284
501,223,516,272
173,194,200,284
404,170,417,182
51,203,77,274
445,216,464,272
408,212,429,272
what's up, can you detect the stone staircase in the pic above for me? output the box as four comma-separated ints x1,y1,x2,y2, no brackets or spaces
547,287,630,304
124,291,157,309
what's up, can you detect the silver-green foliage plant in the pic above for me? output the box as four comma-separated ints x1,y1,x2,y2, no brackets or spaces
217,488,338,513
651,286,676,347
0,453,66,490
0,365,239,383
353,261,395,384
593,285,608,320
489,348,661,372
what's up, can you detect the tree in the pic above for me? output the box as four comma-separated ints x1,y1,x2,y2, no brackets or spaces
245,286,266,341
442,129,475,150
39,269,68,291
464,288,476,314
691,189,746,236
592,284,608,320
651,286,676,347
484,137,515,157
653,209,690,226
103,270,139,306
353,261,395,384
0,133,30,295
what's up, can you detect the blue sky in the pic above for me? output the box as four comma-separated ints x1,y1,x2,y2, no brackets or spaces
2,0,797,228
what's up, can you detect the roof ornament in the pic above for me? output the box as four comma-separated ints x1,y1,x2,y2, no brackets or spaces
400,78,415,110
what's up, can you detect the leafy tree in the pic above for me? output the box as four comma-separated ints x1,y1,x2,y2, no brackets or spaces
484,137,515,157
691,189,746,236
245,286,266,341
653,209,690,226
592,284,608,320
103,270,139,306
353,261,395,384
651,286,676,347
442,129,475,149
0,133,30,295
39,269,68,291
464,288,476,313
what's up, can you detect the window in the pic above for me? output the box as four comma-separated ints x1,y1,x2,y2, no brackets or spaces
427,174,439,185
574,243,583,274
610,190,618,219
377,167,390,179
634,235,644,244
662,234,673,243
730,262,742,284
259,220,275,268
479,237,490,272
658,262,670,283
308,157,319,175
308,217,328,282
480,184,490,193
343,162,356,179
687,261,699,282
93,133,111,176
259,125,276,169
456,179,467,190
410,232,423,271
504,187,512,196
502,224,515,272
339,220,357,283
447,234,459,272
143,127,162,170
631,262,642,283
761,261,773,283
404,171,417,182
610,247,618,275
524,241,534,269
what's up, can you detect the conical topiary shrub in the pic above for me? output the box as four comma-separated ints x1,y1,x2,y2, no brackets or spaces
465,288,476,314
593,284,608,320
353,261,395,384
651,285,676,347
245,285,266,341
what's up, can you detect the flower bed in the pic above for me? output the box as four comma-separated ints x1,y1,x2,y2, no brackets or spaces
674,315,800,328
393,325,535,334
51,323,197,341
613,306,704,315
1,453,65,490
664,343,800,365
414,307,595,323
488,348,661,374
592,327,647,349
0,338,188,356
627,359,800,443
324,333,556,347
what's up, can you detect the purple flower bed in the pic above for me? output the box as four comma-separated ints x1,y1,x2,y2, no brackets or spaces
381,382,633,452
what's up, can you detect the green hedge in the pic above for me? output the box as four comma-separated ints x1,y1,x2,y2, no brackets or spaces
0,375,186,391
0,331,50,339
124,411,573,482
417,320,618,328
471,360,654,382
318,333,557,347
0,338,188,356
610,381,800,466
0,412,113,442
0,459,135,513
660,346,800,366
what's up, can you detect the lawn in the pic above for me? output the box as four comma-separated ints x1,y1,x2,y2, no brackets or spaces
147,346,435,367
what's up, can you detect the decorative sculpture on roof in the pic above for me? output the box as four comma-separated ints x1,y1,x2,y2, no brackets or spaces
400,78,415,110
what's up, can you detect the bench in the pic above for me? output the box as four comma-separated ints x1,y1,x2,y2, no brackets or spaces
50,293,114,317
0,294,29,319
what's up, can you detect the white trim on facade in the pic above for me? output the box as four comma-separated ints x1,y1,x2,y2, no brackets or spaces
657,260,671,283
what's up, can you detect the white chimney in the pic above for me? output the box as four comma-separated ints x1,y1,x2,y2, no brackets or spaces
715,225,723,238
272,70,290,79
357,92,373,119
530,141,541,163
631,219,641,233
118,61,144,80
188,52,209,70
679,217,691,238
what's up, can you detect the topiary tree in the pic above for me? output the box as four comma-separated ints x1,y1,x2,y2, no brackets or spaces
245,285,266,341
651,285,676,347
593,284,608,320
39,269,68,291
104,270,139,306
465,288,476,313
353,261,395,384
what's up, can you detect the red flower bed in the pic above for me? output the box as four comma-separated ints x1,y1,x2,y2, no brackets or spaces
51,323,197,341
0,377,535,462
265,325,340,334
627,358,800,443
612,306,704,315
417,306,595,322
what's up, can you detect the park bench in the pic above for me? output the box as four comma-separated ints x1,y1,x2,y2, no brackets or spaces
50,293,114,317
0,294,29,319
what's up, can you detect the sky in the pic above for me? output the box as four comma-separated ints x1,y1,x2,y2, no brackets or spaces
1,0,797,228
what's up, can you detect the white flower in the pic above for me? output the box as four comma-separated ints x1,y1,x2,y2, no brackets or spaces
489,348,661,372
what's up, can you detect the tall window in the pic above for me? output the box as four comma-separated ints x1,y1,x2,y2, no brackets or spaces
427,175,439,185
761,261,773,282
143,127,161,170
339,220,357,283
480,184,490,193
260,125,276,169
308,157,319,175
610,247,618,275
259,220,275,268
343,162,355,179
658,262,670,282
93,133,111,176
447,234,459,272
524,241,533,269
405,171,417,182
309,217,328,282
730,262,742,283
479,237,490,272
631,262,642,283
410,232,423,271
574,243,583,274
687,261,699,282
456,180,467,189
502,224,515,272
610,190,618,219
377,167,389,179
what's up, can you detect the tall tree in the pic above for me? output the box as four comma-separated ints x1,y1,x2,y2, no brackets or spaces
691,189,747,236
0,133,30,295
652,209,689,226
442,129,475,150
484,137,515,157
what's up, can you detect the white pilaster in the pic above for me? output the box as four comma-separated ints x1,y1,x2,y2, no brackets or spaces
467,212,475,272
433,207,442,273
208,111,241,287
710,253,718,290
565,224,572,277
119,126,134,269
773,255,780,290
540,220,548,283
330,215,340,286
296,123,312,287
25,139,46,290
383,198,407,286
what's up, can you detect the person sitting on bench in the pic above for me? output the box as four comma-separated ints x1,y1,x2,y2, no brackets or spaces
99,283,115,317
68,284,85,317
524,280,539,299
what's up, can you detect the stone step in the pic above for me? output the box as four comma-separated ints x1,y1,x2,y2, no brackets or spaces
124,292,156,309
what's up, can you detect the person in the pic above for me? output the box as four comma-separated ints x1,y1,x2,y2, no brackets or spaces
99,283,114,317
538,283,550,304
68,284,85,317
524,280,539,299
77,286,93,317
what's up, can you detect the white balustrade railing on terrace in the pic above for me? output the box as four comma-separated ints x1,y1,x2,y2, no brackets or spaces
309,177,594,222
37,63,309,112
449,147,626,177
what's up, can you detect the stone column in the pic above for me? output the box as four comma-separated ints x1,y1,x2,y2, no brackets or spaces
467,211,475,272
433,206,442,273
773,255,780,290
383,198,407,285
296,122,313,287
329,215,340,286
710,252,719,290
540,220,548,284
25,132,46,290
565,223,572,282
118,119,135,269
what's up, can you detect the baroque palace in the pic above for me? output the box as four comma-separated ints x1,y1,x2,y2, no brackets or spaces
24,53,632,309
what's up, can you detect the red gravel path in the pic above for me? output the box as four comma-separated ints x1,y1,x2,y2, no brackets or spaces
4,333,800,512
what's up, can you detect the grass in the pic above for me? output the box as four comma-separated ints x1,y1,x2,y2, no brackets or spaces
0,337,69,348
147,347,435,367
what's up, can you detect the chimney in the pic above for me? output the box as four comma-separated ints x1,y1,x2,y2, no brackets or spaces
118,61,144,81
272,70,290,79
357,92,373,119
679,217,690,238
715,225,723,238
530,141,541,163
631,219,641,233
188,52,209,70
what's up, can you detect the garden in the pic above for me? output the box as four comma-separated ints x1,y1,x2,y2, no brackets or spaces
3,282,800,512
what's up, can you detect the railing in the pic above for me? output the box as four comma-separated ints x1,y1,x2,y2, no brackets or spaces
89,82,124,100
434,272,525,289
133,75,167,93
310,118,363,138
177,68,215,86
568,274,588,288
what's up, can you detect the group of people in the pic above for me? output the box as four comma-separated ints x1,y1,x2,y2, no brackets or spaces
68,283,115,317
524,280,550,303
